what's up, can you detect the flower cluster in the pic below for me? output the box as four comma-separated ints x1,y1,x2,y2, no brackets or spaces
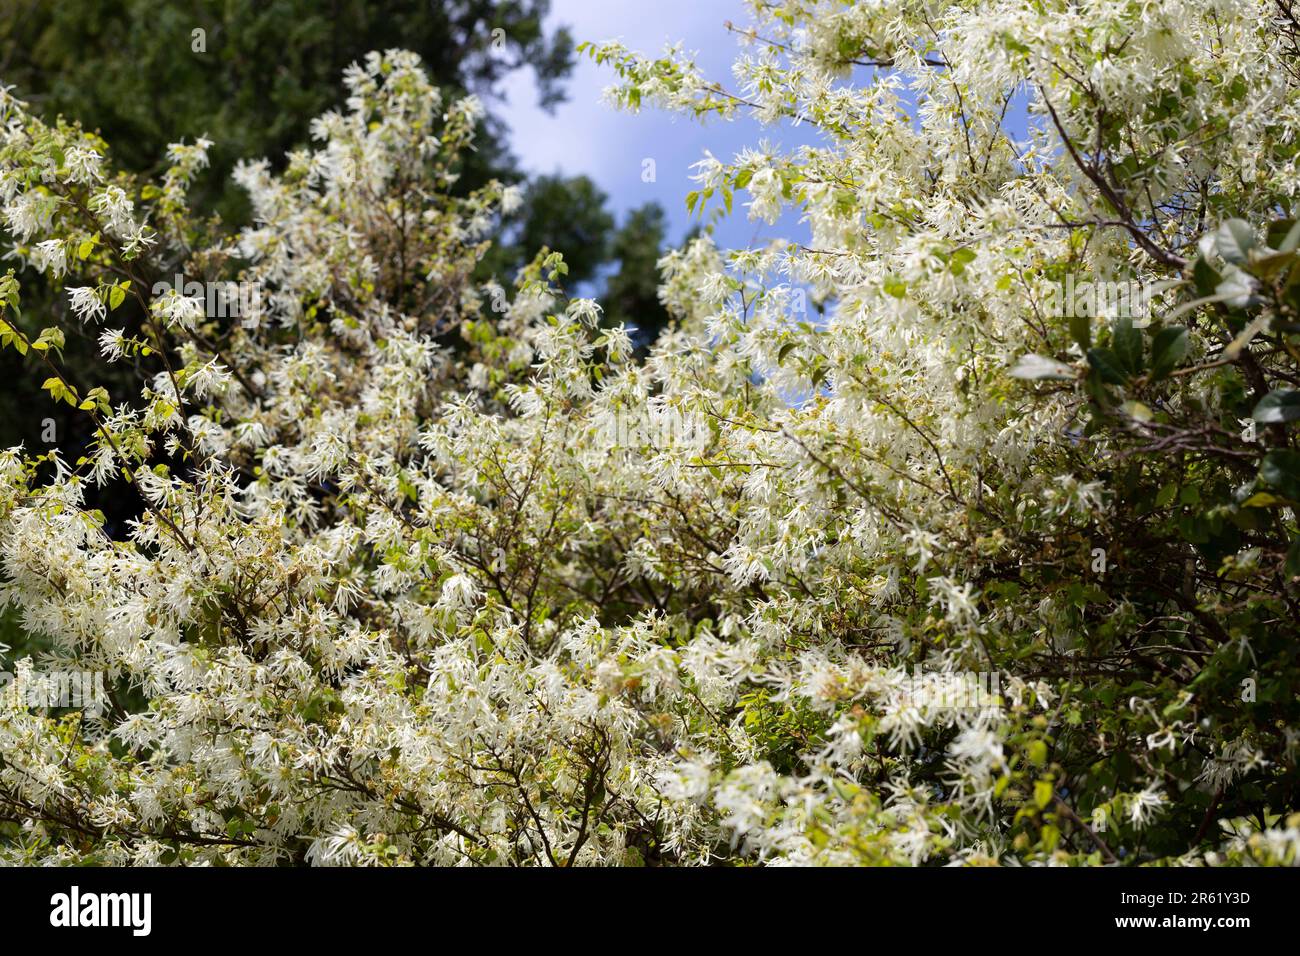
0,4,1298,866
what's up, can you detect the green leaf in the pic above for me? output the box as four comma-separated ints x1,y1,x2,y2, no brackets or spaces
1122,400,1154,422
1192,256,1222,296
1285,535,1300,578
1069,312,1091,352
34,326,65,353
1248,249,1297,280
1259,449,1300,501
1215,219,1256,264
1034,780,1054,810
1149,326,1190,380
1224,312,1270,360
1041,823,1061,851
83,386,110,414
1112,316,1143,374
1241,492,1286,508
1252,389,1300,424
1215,267,1257,310
1002,33,1031,56
1277,219,1300,253
1087,348,1128,385
949,247,976,276
109,284,126,311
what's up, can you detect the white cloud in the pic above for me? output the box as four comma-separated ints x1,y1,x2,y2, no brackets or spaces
496,0,807,249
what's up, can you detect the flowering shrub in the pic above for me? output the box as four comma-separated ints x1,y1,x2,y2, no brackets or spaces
1,2,1300,866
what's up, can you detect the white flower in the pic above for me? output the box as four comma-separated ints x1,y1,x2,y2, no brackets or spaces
62,145,104,185
154,291,205,330
121,225,157,257
67,286,105,323
452,95,486,122
1128,784,1168,829
438,572,480,611
657,757,713,803
87,185,135,234
566,298,602,327
744,166,782,224
499,184,523,215
31,239,67,277
927,576,981,628
98,328,127,361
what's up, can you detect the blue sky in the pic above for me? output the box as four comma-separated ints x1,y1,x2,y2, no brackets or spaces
493,1,1039,263
495,0,817,253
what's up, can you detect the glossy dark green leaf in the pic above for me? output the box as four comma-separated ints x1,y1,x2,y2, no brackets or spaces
1087,348,1129,385
1260,449,1300,500
1252,389,1300,424
1286,535,1300,578
1069,312,1091,352
1149,326,1190,380
1192,255,1222,296
1112,315,1144,375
